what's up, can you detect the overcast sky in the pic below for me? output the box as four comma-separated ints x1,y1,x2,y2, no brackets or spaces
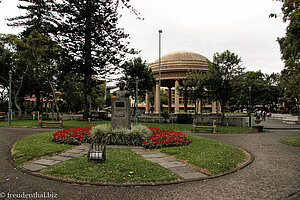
0,0,287,75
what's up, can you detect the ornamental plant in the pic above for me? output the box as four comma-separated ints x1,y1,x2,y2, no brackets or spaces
142,128,191,149
90,124,150,146
52,127,92,145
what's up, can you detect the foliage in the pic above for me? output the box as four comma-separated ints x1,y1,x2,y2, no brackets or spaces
141,128,191,149
277,0,300,103
55,0,137,120
120,57,156,100
178,70,206,113
7,0,57,36
90,124,151,146
161,109,170,123
204,50,244,123
176,113,193,124
52,127,93,145
229,71,280,110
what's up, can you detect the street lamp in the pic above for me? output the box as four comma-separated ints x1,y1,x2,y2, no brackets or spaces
135,76,139,125
8,70,12,126
249,86,252,127
158,30,162,124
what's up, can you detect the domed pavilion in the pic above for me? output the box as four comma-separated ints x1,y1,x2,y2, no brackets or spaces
145,50,221,114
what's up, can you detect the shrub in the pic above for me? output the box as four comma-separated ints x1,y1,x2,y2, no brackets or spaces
176,113,193,124
90,124,151,146
141,128,191,149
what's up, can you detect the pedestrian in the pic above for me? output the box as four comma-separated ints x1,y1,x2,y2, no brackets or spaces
256,110,260,120
262,111,266,121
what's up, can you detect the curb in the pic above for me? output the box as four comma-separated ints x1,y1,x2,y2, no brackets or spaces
9,142,255,187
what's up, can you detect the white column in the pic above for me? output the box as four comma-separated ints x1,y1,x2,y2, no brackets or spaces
175,80,179,113
211,101,217,114
145,92,150,114
217,101,222,114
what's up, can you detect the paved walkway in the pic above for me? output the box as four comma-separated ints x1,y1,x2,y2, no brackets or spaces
260,118,300,129
1,127,299,200
22,143,207,181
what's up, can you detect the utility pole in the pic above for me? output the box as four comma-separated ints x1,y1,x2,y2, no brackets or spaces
158,30,162,123
8,70,12,126
249,86,252,127
135,76,139,125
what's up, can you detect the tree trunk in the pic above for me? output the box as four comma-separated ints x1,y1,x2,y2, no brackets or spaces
13,94,22,120
184,97,187,113
83,0,93,121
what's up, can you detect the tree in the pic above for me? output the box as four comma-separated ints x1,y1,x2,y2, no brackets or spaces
277,0,300,104
230,71,280,111
23,31,61,118
204,50,244,124
8,0,58,36
55,0,137,120
178,70,206,113
120,57,156,100
0,34,31,119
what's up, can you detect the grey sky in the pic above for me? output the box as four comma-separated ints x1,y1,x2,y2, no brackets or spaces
0,0,287,75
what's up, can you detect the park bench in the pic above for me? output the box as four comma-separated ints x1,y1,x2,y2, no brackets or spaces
38,115,63,128
193,119,217,133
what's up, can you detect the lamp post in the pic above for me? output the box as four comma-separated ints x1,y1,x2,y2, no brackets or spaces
158,30,162,124
8,70,12,126
135,76,139,125
249,86,252,127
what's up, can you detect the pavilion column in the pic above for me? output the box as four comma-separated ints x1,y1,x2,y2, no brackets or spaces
145,91,150,114
217,101,222,114
155,82,160,114
168,86,172,113
175,80,179,113
211,101,217,114
197,99,202,114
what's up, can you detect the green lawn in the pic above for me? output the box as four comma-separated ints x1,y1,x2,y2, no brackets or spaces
281,135,300,147
12,131,75,165
1,120,254,133
41,148,179,184
0,120,109,128
160,134,247,175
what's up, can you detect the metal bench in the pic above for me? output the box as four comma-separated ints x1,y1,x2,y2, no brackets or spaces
193,119,217,133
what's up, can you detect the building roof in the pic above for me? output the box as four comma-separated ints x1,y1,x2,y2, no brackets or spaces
149,50,209,73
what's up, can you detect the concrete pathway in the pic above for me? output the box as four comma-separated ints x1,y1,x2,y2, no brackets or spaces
22,143,207,181
131,147,207,180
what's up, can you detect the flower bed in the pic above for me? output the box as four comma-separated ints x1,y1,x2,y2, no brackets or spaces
52,127,191,148
141,128,191,149
52,127,92,145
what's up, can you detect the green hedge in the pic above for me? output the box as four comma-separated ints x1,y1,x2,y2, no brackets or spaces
176,113,193,124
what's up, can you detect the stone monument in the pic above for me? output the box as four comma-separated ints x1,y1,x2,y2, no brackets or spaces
111,82,131,129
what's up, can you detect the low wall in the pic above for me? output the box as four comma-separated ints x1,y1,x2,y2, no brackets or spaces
133,114,248,126
195,116,247,127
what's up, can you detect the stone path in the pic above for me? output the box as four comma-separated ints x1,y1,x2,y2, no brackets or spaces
131,147,207,180
22,144,89,172
22,143,207,180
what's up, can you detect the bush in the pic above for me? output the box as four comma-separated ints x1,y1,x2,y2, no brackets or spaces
176,113,193,124
90,124,150,146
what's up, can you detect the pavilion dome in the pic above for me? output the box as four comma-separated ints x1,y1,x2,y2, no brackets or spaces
150,50,209,73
